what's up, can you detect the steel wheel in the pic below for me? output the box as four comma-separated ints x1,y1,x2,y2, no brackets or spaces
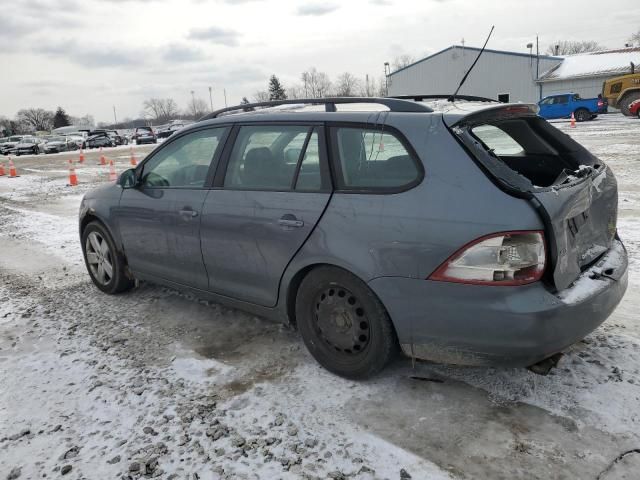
313,286,370,356
85,231,114,286
296,266,398,379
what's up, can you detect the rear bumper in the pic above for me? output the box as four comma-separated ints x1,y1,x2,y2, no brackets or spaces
368,240,628,367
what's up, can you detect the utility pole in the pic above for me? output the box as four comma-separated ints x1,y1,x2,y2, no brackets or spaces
208,86,213,112
223,88,228,107
112,105,117,126
384,62,390,96
536,35,541,100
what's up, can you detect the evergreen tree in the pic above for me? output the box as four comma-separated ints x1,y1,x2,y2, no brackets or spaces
53,107,71,128
268,75,287,101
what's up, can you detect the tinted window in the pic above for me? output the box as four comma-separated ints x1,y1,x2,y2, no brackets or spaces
224,125,311,190
142,128,225,188
553,96,569,104
333,127,420,189
295,130,322,191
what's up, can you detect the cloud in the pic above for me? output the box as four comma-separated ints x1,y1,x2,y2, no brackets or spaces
39,40,142,67
187,26,240,46
296,3,339,15
162,44,208,63
369,0,392,4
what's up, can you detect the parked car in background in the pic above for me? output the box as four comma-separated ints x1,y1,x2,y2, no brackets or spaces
64,133,87,149
156,122,190,139
85,132,115,149
537,93,603,121
629,99,640,118
44,136,79,154
91,129,129,146
1,136,25,155
12,136,45,156
132,126,157,145
79,97,627,379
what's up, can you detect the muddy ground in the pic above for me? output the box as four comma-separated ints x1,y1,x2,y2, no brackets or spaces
1,117,639,480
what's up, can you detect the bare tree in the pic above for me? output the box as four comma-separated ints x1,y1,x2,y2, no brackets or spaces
360,74,381,97
334,72,361,97
142,98,179,123
253,91,270,102
630,30,640,47
545,40,606,56
16,108,54,131
187,97,209,119
392,54,415,71
286,85,307,99
301,68,332,98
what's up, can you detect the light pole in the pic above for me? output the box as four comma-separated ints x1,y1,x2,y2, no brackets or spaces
112,105,117,126
208,86,213,112
223,88,228,107
383,62,390,96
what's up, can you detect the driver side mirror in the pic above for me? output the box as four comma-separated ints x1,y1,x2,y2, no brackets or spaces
119,168,141,188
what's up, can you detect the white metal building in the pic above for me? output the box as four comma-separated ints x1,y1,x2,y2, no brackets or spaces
537,47,640,99
387,45,562,103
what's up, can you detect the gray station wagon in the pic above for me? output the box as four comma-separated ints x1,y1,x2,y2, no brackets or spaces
79,97,628,378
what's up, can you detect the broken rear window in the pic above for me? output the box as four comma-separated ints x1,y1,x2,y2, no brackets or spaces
468,117,601,188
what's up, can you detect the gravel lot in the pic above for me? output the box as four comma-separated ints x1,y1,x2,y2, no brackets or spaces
1,116,639,480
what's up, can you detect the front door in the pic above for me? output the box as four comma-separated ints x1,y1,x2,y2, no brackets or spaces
200,124,332,307
118,127,228,289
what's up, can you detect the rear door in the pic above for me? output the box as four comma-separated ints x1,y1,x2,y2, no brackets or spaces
117,127,228,289
453,106,619,291
200,123,332,307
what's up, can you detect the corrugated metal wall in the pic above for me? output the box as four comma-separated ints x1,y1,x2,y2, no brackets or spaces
388,47,561,102
539,77,607,99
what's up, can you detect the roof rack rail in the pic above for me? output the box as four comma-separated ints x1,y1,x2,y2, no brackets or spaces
200,97,433,120
390,94,500,103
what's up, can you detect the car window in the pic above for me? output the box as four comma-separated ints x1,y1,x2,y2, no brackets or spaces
142,128,226,188
471,125,524,155
224,125,311,190
540,98,553,105
333,127,420,189
554,96,569,104
295,130,322,191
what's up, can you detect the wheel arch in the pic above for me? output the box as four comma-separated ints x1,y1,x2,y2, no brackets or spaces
283,262,392,330
80,212,124,255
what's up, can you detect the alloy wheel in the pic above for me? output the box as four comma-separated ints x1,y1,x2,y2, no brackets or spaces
85,231,114,286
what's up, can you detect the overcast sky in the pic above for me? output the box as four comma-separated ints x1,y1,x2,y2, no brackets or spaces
1,0,638,123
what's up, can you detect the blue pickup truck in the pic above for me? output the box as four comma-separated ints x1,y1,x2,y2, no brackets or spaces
537,93,607,122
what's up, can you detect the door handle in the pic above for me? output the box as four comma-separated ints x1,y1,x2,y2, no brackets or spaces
278,214,304,228
179,208,198,218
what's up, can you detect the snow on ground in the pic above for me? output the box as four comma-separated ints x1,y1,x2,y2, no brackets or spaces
1,114,640,480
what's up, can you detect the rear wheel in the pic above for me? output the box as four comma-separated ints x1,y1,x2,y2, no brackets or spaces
296,266,397,379
575,108,590,122
619,92,640,116
82,221,134,294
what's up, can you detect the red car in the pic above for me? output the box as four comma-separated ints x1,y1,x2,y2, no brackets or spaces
629,99,640,118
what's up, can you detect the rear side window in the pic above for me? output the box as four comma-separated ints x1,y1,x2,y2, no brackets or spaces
224,125,312,191
332,127,420,190
472,125,524,155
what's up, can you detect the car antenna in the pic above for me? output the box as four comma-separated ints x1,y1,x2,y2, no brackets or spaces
448,25,495,102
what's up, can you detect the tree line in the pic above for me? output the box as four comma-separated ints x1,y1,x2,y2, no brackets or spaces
0,107,94,136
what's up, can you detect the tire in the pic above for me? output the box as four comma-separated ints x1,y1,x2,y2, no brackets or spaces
575,108,590,122
81,221,134,294
637,110,640,119
619,92,640,116
296,266,398,379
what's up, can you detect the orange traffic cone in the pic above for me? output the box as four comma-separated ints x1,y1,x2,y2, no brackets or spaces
8,157,18,178
130,146,137,166
99,147,106,165
570,112,576,128
79,149,85,164
108,159,117,182
68,160,78,186
0,163,5,176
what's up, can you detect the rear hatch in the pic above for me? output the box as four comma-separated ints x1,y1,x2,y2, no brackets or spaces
448,104,618,291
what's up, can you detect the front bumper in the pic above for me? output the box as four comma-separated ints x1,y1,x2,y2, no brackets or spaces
368,239,628,367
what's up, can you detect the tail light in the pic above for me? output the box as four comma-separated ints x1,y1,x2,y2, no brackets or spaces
597,100,604,107
429,231,546,286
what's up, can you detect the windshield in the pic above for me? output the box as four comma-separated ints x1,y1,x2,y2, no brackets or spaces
9,136,22,142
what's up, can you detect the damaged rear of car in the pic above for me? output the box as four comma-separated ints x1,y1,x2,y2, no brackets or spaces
373,102,628,369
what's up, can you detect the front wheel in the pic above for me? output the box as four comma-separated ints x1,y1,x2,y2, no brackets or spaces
82,221,134,294
296,266,398,379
